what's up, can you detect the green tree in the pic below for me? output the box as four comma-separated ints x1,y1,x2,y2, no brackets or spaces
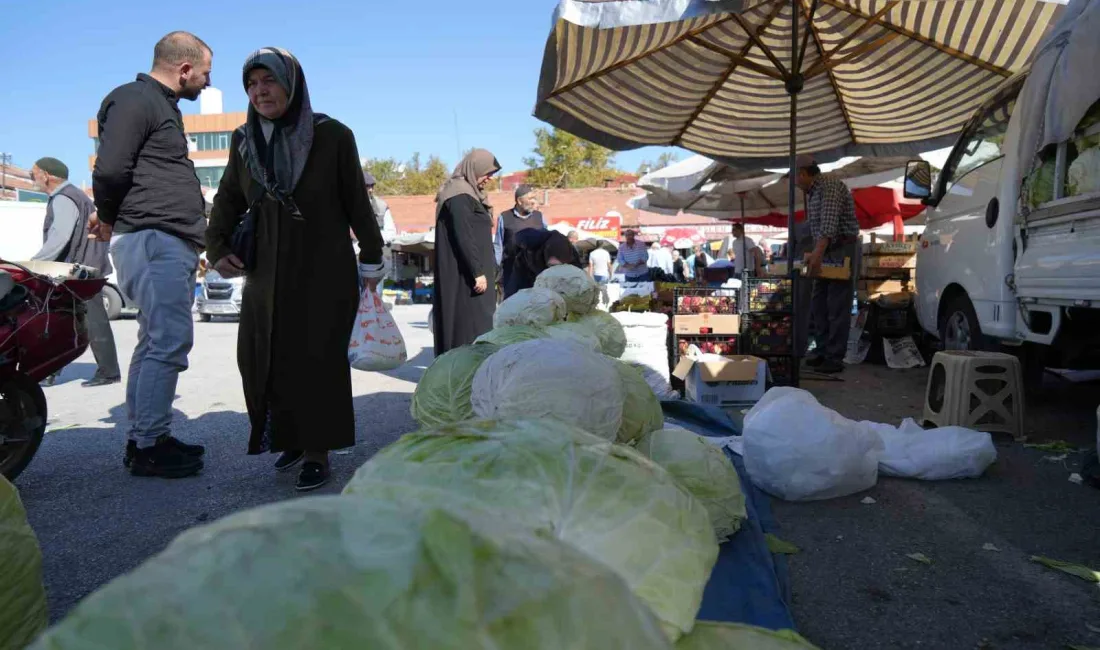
523,128,618,188
636,151,679,176
363,153,451,195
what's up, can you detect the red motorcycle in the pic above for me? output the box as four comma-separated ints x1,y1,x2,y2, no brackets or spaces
0,260,106,480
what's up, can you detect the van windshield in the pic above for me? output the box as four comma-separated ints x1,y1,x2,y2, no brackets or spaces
941,77,1025,188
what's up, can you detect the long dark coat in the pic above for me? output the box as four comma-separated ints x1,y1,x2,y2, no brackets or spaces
433,194,495,355
206,120,383,454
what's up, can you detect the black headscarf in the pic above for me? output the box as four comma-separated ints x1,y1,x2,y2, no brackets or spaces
239,47,320,214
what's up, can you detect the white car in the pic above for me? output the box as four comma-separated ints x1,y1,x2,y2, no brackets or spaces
195,268,244,321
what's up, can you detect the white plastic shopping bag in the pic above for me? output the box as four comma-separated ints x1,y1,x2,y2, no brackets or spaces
348,286,407,371
868,418,996,480
743,388,884,501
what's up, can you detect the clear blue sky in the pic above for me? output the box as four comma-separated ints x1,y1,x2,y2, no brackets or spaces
0,0,675,186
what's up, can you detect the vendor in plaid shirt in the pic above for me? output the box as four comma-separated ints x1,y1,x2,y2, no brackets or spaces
795,154,860,374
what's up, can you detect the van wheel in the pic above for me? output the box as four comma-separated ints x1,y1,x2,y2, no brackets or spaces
102,285,124,320
939,293,988,351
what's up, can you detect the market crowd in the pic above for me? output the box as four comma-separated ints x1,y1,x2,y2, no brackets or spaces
30,29,861,490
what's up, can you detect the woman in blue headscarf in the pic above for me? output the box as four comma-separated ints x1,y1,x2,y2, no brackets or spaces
206,48,385,491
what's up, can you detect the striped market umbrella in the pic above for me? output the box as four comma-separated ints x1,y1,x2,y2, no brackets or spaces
535,0,1062,384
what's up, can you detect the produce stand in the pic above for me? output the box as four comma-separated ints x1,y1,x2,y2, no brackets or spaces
661,400,796,630
852,234,921,365
742,278,796,386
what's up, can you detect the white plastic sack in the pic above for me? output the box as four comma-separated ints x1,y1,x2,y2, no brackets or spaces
349,287,407,371
613,311,671,383
869,418,996,480
743,389,883,501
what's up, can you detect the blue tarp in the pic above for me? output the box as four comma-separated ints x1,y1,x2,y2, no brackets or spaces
661,400,797,632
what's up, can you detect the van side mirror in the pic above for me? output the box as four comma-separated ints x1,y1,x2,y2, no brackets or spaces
904,160,932,200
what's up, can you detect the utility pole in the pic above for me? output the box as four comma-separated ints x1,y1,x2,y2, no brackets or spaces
0,153,11,200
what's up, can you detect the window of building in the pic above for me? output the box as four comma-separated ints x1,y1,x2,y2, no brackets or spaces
195,166,226,188
93,137,100,153
188,132,233,152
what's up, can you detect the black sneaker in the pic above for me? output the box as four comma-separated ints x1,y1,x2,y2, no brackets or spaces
82,376,121,387
125,437,205,468
274,450,305,472
130,436,204,478
296,462,330,492
804,354,825,368
818,359,845,374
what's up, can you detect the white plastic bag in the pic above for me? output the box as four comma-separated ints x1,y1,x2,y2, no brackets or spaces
870,418,996,480
348,286,407,371
613,311,671,383
743,388,883,501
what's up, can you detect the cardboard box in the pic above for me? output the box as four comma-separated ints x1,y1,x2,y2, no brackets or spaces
857,280,909,301
673,354,768,406
862,254,917,270
800,258,852,280
674,313,741,335
863,233,920,255
860,267,912,280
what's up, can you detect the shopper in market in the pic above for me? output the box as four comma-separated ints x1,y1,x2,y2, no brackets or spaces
795,154,860,374
719,223,757,277
494,184,545,290
616,229,649,281
503,228,582,297
206,47,386,491
433,148,501,355
688,244,712,282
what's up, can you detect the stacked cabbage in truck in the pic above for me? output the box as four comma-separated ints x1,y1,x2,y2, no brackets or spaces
904,0,1100,380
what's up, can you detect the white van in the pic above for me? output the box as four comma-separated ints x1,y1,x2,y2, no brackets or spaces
904,4,1100,382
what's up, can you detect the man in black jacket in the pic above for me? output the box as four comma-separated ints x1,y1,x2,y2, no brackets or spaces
91,31,211,478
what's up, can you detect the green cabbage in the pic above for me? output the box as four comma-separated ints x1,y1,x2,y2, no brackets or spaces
676,621,819,649
411,344,499,427
544,321,602,352
568,310,627,358
614,361,665,444
31,496,671,650
344,418,719,641
494,288,566,328
475,325,546,346
534,264,599,315
637,426,747,542
470,339,623,441
1,476,48,650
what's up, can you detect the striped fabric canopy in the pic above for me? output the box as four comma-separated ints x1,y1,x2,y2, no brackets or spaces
535,0,1064,166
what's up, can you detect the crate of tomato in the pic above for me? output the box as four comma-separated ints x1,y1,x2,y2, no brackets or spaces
676,335,740,358
674,287,739,315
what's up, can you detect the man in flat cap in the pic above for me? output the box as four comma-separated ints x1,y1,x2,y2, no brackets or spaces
494,184,545,292
795,154,861,374
30,157,121,387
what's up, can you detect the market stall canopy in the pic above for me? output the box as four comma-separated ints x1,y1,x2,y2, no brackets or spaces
535,0,1063,168
633,155,914,219
390,230,436,256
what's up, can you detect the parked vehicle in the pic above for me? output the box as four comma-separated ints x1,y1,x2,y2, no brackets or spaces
195,268,243,322
0,201,135,320
905,32,1100,381
0,260,105,480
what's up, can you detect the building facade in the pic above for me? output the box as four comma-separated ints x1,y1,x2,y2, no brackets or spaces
87,88,245,190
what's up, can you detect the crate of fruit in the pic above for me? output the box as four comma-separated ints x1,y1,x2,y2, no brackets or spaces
675,335,740,358
742,313,793,355
674,287,739,315
746,279,792,312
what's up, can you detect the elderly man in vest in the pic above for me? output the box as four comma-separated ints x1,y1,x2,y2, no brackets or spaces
494,185,545,291
30,157,121,387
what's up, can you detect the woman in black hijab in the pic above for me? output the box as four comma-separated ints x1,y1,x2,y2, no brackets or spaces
432,149,500,355
503,229,583,297
206,48,385,491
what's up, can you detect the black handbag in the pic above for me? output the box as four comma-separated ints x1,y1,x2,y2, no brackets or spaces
229,183,267,273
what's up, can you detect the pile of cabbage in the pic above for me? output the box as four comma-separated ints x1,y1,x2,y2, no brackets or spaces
27,265,790,650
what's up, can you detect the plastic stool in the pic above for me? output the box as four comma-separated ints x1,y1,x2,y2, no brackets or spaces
923,350,1024,437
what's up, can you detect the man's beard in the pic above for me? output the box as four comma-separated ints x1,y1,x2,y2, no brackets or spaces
179,82,204,101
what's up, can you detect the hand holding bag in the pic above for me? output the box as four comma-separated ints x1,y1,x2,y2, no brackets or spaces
229,183,267,273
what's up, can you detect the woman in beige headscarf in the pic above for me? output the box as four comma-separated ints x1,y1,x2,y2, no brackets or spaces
432,149,501,355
